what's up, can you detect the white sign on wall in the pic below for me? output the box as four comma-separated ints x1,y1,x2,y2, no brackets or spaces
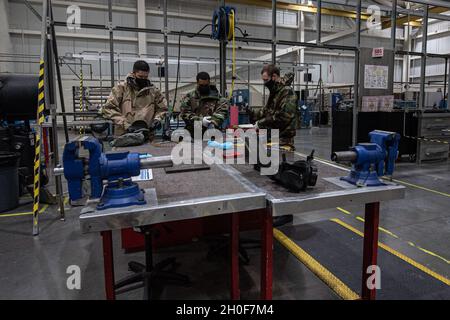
364,65,389,89
372,47,384,58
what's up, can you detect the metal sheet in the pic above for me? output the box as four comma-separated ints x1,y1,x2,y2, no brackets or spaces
80,191,267,233
269,184,405,217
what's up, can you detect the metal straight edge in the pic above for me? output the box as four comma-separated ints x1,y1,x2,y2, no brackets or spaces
79,192,267,233
269,184,406,217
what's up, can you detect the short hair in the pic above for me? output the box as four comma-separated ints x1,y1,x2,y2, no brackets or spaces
133,60,150,73
196,71,210,82
261,64,280,77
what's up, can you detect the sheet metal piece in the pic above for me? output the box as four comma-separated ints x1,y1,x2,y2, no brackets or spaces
80,190,266,233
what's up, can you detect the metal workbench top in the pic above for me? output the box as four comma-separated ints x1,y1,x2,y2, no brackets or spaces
79,142,405,233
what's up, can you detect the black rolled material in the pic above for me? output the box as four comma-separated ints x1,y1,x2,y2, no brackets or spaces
0,151,20,212
0,74,41,121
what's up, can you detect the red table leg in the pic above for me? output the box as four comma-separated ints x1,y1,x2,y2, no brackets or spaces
101,231,116,300
230,213,240,300
261,209,273,300
361,202,380,300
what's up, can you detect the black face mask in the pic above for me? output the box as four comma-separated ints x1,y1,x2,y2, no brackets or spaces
264,79,276,92
135,78,150,90
197,85,210,96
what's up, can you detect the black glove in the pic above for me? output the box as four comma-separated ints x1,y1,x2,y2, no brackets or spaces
127,120,148,133
127,120,150,140
150,119,162,130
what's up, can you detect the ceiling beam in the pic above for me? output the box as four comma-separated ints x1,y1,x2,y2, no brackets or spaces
382,6,449,29
227,0,372,20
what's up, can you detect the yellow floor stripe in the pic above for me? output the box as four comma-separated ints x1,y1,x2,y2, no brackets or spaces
0,204,49,218
389,178,450,198
273,228,360,300
337,207,448,263
378,226,399,239
336,207,351,215
331,218,450,286
415,246,450,265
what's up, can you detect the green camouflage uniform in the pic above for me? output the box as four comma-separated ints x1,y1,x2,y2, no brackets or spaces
180,85,229,137
254,72,297,149
101,73,168,137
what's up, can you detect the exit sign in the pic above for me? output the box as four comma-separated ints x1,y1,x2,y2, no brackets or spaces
372,47,384,58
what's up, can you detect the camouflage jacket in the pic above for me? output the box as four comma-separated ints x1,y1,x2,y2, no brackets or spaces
255,73,297,140
180,85,229,129
101,73,167,135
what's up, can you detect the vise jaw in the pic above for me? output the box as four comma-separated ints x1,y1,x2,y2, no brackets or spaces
332,130,400,187
62,136,145,210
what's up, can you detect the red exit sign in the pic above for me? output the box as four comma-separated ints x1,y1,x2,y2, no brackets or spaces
372,47,384,58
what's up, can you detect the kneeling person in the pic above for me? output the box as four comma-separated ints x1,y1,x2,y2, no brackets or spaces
101,60,167,141
180,72,229,138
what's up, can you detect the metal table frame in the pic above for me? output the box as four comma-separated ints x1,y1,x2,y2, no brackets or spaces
80,158,405,300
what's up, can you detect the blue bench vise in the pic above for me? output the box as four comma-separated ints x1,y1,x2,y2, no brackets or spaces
58,136,173,210
331,130,400,187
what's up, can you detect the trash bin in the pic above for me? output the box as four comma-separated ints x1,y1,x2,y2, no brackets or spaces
0,151,20,212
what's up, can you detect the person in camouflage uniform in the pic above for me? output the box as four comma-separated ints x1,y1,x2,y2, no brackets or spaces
180,72,229,138
101,60,168,139
252,64,298,151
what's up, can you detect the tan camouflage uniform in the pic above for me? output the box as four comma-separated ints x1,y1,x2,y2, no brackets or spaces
101,73,168,136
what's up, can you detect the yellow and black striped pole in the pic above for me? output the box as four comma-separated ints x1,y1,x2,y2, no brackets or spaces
32,60,46,236
33,0,48,236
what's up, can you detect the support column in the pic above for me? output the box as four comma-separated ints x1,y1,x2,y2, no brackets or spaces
272,0,277,65
0,0,13,72
297,2,305,92
137,0,147,56
108,0,114,87
219,0,227,96
163,0,169,106
352,0,361,146
419,5,429,110
402,3,411,88
316,0,322,45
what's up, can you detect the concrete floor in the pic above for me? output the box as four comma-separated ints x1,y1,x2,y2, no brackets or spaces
0,127,448,299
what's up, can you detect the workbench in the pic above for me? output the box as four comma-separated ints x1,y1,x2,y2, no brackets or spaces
78,141,405,300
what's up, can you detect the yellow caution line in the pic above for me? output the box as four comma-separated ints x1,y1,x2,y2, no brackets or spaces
0,196,69,218
0,204,49,218
336,207,351,215
331,218,450,286
409,242,450,265
337,207,400,239
389,178,450,198
338,207,448,264
273,228,360,300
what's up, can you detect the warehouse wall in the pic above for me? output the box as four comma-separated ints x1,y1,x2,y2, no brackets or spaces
0,0,13,73
4,0,449,110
